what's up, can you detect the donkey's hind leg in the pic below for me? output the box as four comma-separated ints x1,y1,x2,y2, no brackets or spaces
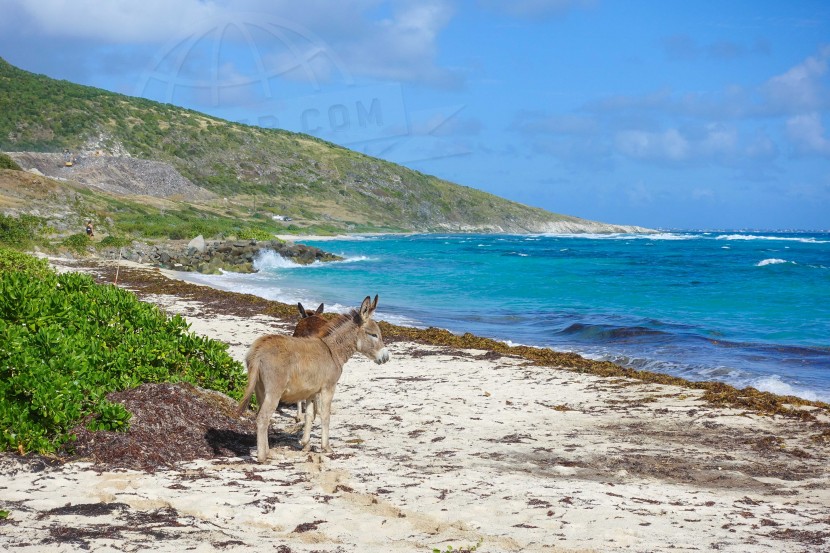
255,392,281,463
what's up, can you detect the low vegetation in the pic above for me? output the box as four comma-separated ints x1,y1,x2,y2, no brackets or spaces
0,57,584,234
0,152,20,170
0,247,245,455
0,213,49,251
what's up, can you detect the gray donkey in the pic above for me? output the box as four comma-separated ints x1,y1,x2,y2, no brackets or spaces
238,295,390,462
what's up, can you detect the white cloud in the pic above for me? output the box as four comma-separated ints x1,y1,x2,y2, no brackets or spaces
786,113,830,156
615,129,690,162
762,45,830,114
6,0,219,43
698,124,738,157
2,0,460,87
334,0,461,87
614,124,743,164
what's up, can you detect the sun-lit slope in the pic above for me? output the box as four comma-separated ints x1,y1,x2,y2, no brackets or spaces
0,58,647,233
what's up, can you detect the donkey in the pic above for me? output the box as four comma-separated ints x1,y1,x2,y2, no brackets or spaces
289,302,328,421
293,302,327,337
238,295,390,462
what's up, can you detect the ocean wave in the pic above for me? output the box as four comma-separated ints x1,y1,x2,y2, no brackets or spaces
746,375,825,403
254,250,373,271
755,258,792,267
254,250,307,271
716,234,829,244
537,232,695,240
333,255,374,264
631,232,697,240
571,345,830,402
557,322,671,341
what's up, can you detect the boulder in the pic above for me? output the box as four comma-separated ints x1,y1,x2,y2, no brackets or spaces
187,235,206,253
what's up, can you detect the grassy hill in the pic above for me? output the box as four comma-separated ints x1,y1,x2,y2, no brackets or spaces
0,58,641,235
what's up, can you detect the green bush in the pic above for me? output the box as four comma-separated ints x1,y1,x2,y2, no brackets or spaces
61,233,92,254
0,262,245,454
0,213,47,250
0,247,53,279
97,235,130,249
237,227,274,241
0,152,21,170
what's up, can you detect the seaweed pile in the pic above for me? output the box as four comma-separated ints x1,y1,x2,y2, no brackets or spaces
69,383,256,471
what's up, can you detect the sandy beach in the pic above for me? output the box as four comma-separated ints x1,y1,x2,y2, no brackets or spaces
2,258,829,553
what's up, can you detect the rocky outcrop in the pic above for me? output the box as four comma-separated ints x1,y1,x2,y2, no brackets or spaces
102,239,342,274
5,152,214,200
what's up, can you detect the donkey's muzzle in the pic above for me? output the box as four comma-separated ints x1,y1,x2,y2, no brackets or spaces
375,348,391,364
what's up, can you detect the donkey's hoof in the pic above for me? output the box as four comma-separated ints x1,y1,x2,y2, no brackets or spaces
322,445,334,454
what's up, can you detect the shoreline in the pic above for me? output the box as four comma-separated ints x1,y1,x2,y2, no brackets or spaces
275,231,830,405
53,255,830,416
2,255,829,552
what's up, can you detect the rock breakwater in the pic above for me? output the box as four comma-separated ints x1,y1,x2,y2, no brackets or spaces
101,238,341,274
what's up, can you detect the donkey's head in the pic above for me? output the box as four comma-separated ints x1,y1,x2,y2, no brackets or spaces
355,295,390,365
293,302,327,337
298,302,324,319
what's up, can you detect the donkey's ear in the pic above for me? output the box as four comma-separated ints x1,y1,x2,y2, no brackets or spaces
359,296,373,319
315,303,324,315
297,303,307,318
371,294,379,313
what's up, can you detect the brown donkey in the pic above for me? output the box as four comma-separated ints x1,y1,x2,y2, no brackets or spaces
289,302,328,421
293,302,327,337
238,295,390,462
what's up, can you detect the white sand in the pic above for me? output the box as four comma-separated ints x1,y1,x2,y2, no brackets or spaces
2,260,829,552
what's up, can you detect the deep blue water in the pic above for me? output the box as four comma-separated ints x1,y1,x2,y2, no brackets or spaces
177,232,830,402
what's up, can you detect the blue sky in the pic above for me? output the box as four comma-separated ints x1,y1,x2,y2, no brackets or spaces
1,1,829,230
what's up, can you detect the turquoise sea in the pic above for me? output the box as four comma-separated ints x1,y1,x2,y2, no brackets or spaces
178,232,830,403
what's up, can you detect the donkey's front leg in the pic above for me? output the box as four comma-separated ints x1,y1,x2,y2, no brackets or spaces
318,387,336,453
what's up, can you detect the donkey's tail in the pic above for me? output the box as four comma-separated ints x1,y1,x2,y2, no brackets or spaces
236,351,260,417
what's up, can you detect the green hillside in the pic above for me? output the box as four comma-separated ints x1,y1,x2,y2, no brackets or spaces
0,58,633,234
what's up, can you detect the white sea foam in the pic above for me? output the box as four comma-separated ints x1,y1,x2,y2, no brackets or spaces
333,255,374,264
254,250,306,270
749,375,824,402
756,258,791,267
538,232,694,240
254,250,373,271
637,232,697,240
379,312,423,327
716,234,829,244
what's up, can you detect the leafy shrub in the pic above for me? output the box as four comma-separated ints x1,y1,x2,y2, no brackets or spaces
97,235,130,249
237,227,274,241
0,247,53,279
61,233,92,254
0,213,47,250
0,152,21,170
0,263,245,454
